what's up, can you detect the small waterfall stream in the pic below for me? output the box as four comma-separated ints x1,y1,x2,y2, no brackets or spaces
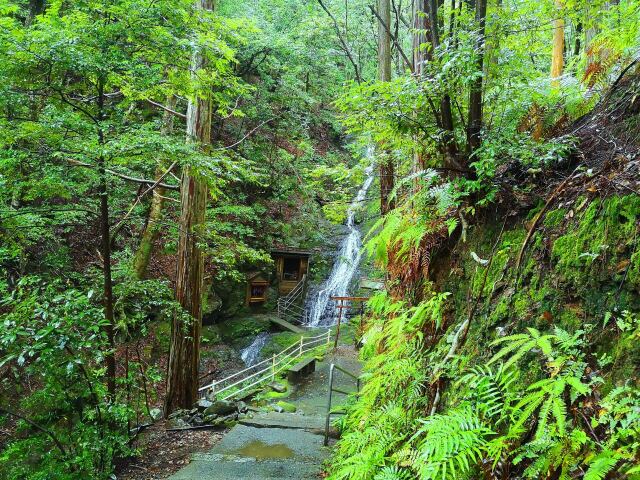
306,152,375,326
240,332,270,367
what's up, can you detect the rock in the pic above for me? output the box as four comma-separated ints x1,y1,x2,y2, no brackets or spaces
166,418,189,430
276,401,296,413
209,413,237,428
204,400,236,416
196,398,213,411
189,414,204,426
167,409,189,420
149,408,163,422
272,404,285,413
203,414,218,423
268,382,287,393
236,401,248,413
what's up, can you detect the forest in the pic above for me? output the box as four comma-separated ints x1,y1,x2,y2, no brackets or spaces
0,0,639,479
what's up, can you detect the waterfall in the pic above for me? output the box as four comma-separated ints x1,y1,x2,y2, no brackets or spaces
306,151,375,326
240,332,270,367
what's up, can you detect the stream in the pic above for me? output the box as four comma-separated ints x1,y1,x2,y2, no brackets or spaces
240,332,271,367
306,154,375,326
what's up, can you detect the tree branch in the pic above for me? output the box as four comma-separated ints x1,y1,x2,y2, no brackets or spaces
369,4,414,73
217,116,279,150
146,99,186,119
0,407,67,457
317,0,363,83
66,159,180,191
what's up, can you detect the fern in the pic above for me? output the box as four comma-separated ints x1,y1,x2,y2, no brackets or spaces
584,451,619,480
410,406,493,479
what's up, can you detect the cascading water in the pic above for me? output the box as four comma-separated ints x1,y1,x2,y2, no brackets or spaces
240,332,270,367
306,152,375,326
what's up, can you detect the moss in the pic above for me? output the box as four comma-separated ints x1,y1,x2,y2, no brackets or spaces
261,332,302,358
153,319,171,354
543,208,567,228
217,315,271,344
201,324,222,345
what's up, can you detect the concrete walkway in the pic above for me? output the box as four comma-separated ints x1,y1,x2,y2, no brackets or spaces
169,348,361,480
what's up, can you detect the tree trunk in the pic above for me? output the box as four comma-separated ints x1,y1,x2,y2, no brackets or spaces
378,0,395,214
132,96,177,280
411,0,430,189
427,0,461,171
550,0,565,87
467,0,487,152
97,78,116,398
164,0,213,415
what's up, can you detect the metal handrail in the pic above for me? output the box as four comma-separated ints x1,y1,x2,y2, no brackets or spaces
324,363,360,446
199,329,332,400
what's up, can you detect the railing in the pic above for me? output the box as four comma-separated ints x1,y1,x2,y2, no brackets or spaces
324,363,360,446
277,274,307,323
199,329,332,401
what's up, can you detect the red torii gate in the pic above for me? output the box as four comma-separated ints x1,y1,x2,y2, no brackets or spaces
330,296,369,348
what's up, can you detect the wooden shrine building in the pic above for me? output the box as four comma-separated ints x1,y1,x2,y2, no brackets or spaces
271,248,311,295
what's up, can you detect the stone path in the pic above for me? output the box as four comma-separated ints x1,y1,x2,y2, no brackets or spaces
169,348,361,480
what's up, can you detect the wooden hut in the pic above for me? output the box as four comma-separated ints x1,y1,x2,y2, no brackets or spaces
271,248,311,295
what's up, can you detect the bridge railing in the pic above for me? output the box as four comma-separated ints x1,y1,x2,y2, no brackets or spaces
198,329,332,401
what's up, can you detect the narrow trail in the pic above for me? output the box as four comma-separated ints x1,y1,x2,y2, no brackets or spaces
169,347,361,480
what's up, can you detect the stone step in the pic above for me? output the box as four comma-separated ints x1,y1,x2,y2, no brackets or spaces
168,425,329,480
239,412,325,432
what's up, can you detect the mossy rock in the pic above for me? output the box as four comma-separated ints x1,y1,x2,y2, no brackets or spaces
217,315,271,344
261,332,302,358
275,401,297,413
201,324,222,345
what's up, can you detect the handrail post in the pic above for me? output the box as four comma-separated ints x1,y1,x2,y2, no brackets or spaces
299,336,304,357
324,364,335,446
271,354,276,381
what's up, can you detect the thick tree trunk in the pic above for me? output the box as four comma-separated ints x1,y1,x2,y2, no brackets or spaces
97,78,116,398
551,0,565,87
164,0,213,415
132,97,177,280
467,0,487,152
378,0,395,214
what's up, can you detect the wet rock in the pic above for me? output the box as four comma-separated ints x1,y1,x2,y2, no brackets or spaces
189,414,204,426
204,413,218,423
166,418,189,430
196,398,213,411
149,408,163,422
272,404,285,413
236,401,248,413
209,413,237,428
204,400,236,416
268,382,287,393
167,409,189,420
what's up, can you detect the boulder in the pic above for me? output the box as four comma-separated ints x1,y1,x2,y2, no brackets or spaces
236,401,248,413
204,400,236,416
276,401,297,413
268,382,287,393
